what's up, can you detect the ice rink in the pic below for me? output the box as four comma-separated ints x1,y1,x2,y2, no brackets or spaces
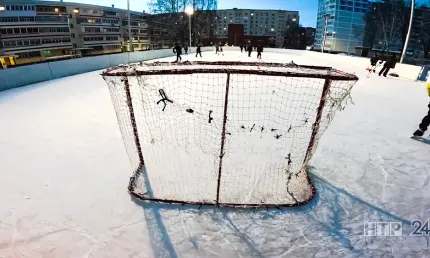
1,49,430,257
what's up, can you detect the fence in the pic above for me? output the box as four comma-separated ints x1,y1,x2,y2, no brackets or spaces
0,47,212,92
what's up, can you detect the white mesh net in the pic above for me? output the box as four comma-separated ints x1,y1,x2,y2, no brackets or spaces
102,61,358,207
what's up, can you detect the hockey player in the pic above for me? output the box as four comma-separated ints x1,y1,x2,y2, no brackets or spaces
173,43,182,62
413,84,430,137
196,44,202,58
379,54,397,77
257,45,263,59
247,44,253,57
368,54,379,73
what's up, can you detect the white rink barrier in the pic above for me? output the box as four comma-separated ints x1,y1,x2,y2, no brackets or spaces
222,46,429,83
0,47,212,92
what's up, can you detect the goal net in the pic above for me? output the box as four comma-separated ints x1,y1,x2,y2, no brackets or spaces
102,61,358,208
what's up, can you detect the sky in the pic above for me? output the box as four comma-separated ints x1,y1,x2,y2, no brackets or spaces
57,0,319,27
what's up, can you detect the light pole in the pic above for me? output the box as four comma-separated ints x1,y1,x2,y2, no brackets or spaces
321,14,330,53
59,8,79,57
331,31,336,53
185,7,194,48
400,0,415,63
127,0,133,52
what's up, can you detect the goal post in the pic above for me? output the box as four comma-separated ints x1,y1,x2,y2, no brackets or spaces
102,61,358,208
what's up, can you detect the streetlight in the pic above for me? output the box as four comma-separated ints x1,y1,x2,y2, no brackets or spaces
331,31,336,53
185,6,194,48
400,0,415,63
127,0,133,52
321,14,330,53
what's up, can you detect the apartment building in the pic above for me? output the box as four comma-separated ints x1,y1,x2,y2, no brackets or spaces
315,0,369,53
0,0,152,65
214,8,299,48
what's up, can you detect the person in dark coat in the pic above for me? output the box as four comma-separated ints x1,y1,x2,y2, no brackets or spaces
368,54,378,71
240,45,244,53
257,45,263,59
196,44,202,58
215,44,220,54
413,84,430,137
247,44,253,57
173,43,182,62
184,45,188,55
379,54,397,77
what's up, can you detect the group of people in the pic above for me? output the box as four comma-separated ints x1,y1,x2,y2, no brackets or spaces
173,43,203,62
368,53,398,77
240,45,264,59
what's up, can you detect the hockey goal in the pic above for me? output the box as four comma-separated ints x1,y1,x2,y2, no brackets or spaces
102,61,358,208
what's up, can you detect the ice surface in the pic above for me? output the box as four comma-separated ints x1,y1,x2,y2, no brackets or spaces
1,50,429,257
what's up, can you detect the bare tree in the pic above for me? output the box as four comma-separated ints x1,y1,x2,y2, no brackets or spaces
148,0,217,46
366,0,408,53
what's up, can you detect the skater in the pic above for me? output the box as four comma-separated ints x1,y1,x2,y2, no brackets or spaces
215,43,220,55
240,45,244,53
195,44,202,58
184,45,188,55
413,84,430,137
247,44,253,57
173,43,182,62
368,54,379,73
379,54,397,77
257,45,263,59
219,45,224,56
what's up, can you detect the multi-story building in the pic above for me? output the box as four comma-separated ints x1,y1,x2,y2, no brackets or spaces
305,27,316,47
0,0,152,65
315,0,369,53
213,8,299,48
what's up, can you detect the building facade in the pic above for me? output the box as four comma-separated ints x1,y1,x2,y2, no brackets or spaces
213,8,299,48
315,0,369,53
0,0,154,65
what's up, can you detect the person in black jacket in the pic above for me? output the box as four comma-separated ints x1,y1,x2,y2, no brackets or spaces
247,44,253,57
368,54,379,73
173,43,182,62
196,44,202,58
257,45,263,59
184,45,188,55
240,45,244,53
379,54,397,77
413,84,430,137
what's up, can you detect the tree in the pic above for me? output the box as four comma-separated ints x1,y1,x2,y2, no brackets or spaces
365,0,409,53
148,0,217,46
417,8,430,59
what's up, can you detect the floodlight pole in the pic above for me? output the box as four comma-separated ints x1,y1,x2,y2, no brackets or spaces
127,0,133,52
189,14,192,47
322,14,329,53
400,0,415,63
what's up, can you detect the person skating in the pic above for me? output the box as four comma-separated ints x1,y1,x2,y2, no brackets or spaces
413,84,430,137
257,45,263,59
219,45,224,56
173,43,182,62
196,44,202,58
368,53,379,73
184,45,188,55
379,54,397,77
247,44,253,57
215,44,220,55
240,45,244,53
